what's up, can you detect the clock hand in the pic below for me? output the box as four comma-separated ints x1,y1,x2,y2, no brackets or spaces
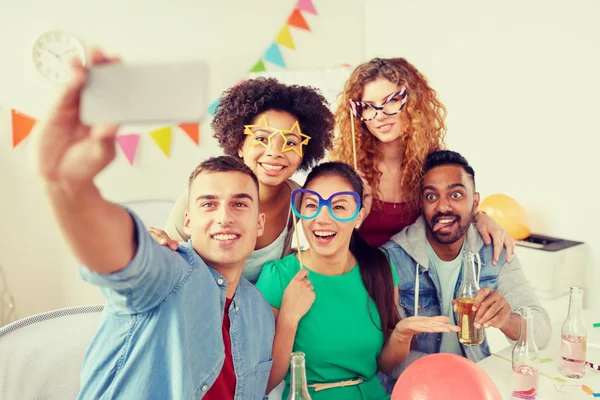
58,49,74,58
45,49,61,59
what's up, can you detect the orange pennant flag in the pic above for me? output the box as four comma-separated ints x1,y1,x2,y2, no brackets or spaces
178,122,200,145
11,109,37,148
288,9,311,31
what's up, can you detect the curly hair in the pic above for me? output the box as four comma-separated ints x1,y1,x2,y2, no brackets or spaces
331,58,447,213
211,78,335,171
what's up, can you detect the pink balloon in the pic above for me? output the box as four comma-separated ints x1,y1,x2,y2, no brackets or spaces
392,353,503,400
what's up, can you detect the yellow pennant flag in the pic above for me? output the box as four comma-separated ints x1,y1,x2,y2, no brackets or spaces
276,25,296,50
149,127,172,157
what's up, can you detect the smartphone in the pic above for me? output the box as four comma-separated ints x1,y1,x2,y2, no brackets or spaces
80,61,209,124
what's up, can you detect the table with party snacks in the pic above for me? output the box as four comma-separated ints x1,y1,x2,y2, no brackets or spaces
477,310,600,399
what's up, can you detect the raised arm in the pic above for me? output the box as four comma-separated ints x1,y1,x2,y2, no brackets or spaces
37,49,135,275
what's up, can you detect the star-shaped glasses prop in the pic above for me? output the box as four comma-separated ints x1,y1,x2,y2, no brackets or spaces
243,116,311,157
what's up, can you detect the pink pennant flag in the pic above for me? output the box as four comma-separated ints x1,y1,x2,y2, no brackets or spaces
117,134,141,165
296,0,317,15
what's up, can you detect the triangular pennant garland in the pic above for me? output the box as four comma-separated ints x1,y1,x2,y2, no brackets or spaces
9,5,321,158
11,109,36,148
201,3,318,115
276,25,296,50
250,60,266,72
264,43,286,68
6,107,198,161
116,134,141,165
178,123,200,145
208,98,220,116
296,0,317,15
149,127,172,157
288,8,311,31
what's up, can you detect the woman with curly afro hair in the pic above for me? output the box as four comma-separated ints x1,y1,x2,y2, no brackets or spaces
331,57,513,264
153,78,335,284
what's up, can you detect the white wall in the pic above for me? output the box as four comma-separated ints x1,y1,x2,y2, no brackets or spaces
5,0,595,325
0,0,366,323
365,0,600,312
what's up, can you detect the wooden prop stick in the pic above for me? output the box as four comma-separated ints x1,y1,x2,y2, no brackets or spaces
292,212,304,269
350,108,358,170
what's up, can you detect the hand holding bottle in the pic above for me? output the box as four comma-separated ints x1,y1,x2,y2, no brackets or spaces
470,288,512,329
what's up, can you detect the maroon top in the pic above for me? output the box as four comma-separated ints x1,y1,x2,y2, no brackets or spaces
359,199,420,248
204,298,236,399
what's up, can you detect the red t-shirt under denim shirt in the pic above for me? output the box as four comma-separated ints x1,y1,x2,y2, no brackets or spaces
204,298,236,399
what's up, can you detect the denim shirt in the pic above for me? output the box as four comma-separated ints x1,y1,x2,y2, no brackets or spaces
78,210,275,400
381,218,502,363
377,217,551,394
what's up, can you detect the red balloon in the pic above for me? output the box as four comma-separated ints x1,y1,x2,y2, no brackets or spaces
392,353,502,400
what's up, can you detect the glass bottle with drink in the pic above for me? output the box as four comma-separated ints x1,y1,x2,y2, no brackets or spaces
512,307,540,399
456,250,484,346
287,352,312,400
560,286,587,379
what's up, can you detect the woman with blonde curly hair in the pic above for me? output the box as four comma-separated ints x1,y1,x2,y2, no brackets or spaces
331,57,512,263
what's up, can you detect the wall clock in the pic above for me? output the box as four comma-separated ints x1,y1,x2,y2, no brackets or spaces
32,30,86,84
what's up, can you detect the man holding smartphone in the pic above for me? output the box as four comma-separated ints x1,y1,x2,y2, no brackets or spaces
35,49,275,399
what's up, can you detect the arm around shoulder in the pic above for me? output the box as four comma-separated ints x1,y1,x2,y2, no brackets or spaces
164,189,191,242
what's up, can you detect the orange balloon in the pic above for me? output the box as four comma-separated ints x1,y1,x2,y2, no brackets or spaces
391,354,502,400
480,194,530,240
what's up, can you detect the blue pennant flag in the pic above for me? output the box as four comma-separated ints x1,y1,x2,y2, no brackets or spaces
208,98,220,116
263,43,285,68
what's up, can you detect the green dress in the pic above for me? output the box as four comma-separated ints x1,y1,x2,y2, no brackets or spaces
256,253,400,400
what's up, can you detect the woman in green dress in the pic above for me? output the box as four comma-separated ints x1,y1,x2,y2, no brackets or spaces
256,162,460,400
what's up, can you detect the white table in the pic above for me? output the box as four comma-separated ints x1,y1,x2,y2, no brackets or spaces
478,310,600,399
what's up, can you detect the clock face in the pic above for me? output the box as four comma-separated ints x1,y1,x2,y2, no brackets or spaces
32,30,86,84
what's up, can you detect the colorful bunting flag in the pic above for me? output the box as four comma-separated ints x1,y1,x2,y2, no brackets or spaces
11,109,36,148
116,134,141,165
276,25,296,50
178,122,200,145
264,43,286,68
149,127,172,157
6,105,199,161
208,98,220,116
250,60,266,72
288,8,311,31
203,3,318,115
296,0,317,15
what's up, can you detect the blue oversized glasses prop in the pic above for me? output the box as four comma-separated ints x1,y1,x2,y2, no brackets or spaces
291,189,361,223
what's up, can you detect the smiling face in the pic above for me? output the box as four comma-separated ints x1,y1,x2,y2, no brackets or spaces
300,175,364,258
238,110,304,187
421,165,480,245
184,171,265,270
360,77,407,145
